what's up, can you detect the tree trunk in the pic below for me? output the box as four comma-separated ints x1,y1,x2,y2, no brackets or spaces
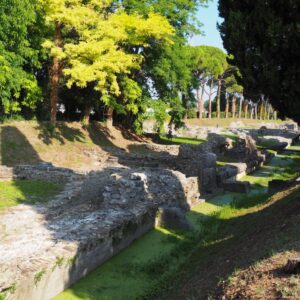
267,103,271,120
50,22,62,125
106,107,114,127
255,103,258,119
238,97,243,119
264,101,269,120
259,101,264,120
225,95,229,118
197,87,203,119
216,79,221,118
200,87,204,118
231,96,236,118
244,99,249,119
208,81,213,119
82,105,92,126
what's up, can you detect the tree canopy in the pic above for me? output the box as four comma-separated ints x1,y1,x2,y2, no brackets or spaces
0,0,41,114
0,0,283,128
219,0,300,122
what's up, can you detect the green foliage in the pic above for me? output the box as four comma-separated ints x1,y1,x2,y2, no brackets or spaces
186,108,197,119
34,269,46,285
146,100,170,133
219,0,300,122
0,0,237,129
40,0,174,117
0,284,16,300
119,0,209,37
0,0,41,114
193,46,228,80
113,0,209,130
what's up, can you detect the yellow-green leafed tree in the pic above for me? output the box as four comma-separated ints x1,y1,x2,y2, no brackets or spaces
39,0,174,124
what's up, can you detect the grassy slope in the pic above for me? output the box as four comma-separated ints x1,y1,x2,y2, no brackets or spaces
165,185,300,300
56,148,300,300
0,180,63,209
0,121,148,168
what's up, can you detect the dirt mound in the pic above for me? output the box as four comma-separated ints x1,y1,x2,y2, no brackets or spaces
0,121,149,170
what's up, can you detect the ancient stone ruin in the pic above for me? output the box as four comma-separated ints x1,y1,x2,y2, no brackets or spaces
1,124,299,299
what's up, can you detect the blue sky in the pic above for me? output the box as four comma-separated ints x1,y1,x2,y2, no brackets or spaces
189,0,225,51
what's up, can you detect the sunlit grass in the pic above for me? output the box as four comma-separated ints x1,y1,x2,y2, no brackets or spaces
0,180,63,209
158,135,205,145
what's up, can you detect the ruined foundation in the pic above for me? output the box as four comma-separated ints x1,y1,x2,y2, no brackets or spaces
0,167,199,300
2,125,299,299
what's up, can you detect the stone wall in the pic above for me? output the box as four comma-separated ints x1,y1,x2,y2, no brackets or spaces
0,166,13,181
1,166,199,300
2,125,297,299
0,163,78,183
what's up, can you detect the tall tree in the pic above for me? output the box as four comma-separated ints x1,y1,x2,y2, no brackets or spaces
115,0,208,129
193,46,229,119
40,0,174,125
0,0,41,115
224,70,243,118
219,0,300,123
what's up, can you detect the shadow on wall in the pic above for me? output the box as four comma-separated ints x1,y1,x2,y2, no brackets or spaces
0,125,42,166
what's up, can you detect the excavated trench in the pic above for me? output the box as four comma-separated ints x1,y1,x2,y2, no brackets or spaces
0,128,299,300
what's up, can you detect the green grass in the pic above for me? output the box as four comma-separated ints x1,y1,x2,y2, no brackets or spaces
287,144,300,151
157,135,205,145
257,139,282,149
241,151,300,188
0,180,63,209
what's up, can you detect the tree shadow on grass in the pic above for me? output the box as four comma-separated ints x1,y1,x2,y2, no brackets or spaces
86,122,122,151
0,125,42,166
35,122,86,145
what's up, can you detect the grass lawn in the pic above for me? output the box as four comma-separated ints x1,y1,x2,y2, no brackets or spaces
0,180,63,209
185,118,284,128
287,144,300,151
55,150,298,300
156,135,205,145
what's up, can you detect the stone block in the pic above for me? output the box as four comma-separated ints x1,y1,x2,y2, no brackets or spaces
268,179,293,193
155,207,193,230
223,181,250,193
